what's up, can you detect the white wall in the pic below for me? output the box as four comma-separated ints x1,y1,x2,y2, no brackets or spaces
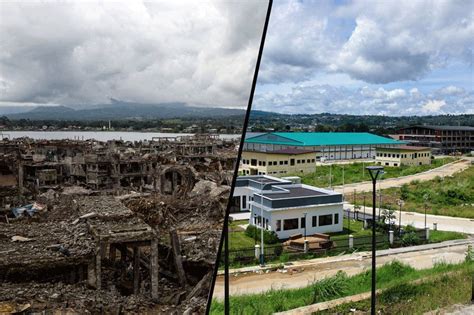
268,204,343,239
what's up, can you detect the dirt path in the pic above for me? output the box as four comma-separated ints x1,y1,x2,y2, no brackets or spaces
333,159,470,193
212,241,473,300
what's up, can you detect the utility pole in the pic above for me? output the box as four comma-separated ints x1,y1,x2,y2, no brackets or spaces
367,166,384,315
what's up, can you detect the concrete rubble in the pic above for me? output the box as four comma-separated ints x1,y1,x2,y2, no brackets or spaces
0,134,237,314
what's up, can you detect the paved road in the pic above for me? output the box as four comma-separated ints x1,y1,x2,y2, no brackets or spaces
333,159,470,193
345,204,474,234
213,239,474,300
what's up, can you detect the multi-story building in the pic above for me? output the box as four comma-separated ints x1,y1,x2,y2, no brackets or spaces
244,132,402,161
393,125,474,154
240,148,316,176
232,175,343,239
375,145,432,167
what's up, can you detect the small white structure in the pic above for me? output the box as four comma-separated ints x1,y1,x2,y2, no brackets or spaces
232,175,344,239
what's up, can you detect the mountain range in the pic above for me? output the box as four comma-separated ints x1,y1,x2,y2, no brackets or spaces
2,100,246,120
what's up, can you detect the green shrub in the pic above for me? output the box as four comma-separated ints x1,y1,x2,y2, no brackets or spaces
310,271,349,303
401,231,420,246
245,225,280,244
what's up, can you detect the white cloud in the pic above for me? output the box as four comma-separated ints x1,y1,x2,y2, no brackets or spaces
0,0,267,108
259,0,473,85
253,84,473,116
422,99,446,113
436,85,466,95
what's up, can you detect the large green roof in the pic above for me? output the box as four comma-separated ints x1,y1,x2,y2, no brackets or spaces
245,132,402,147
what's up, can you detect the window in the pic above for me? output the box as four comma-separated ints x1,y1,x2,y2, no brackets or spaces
283,218,299,231
290,158,295,166
276,220,281,231
302,159,305,164
307,159,311,163
242,196,247,209
297,160,300,164
301,217,306,228
334,213,339,225
279,161,284,165
284,161,288,165
312,216,317,227
319,214,333,226
312,159,315,163
262,161,266,166
268,161,272,166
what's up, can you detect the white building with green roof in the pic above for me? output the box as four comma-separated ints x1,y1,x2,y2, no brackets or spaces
244,132,403,163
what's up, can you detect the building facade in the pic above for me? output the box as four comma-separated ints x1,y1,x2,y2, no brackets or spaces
394,125,474,154
240,148,316,176
232,175,343,239
243,132,402,161
375,146,432,167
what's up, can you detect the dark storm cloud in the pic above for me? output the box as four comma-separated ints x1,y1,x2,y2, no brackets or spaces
0,1,267,108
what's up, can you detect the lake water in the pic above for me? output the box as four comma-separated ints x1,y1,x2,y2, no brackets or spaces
0,131,240,141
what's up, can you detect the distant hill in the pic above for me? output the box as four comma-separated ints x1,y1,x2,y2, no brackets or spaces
6,100,245,120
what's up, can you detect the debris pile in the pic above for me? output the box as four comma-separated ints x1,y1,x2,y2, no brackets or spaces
0,135,237,314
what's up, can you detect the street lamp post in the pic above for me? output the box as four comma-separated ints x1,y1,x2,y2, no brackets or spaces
366,165,384,315
260,181,265,266
397,199,404,236
423,193,429,230
303,212,307,240
254,213,257,246
329,163,332,189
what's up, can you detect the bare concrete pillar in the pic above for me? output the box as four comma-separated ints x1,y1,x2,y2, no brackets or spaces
303,240,309,253
433,222,438,231
133,246,140,295
425,227,430,241
95,246,101,290
349,235,354,249
150,239,159,301
87,260,96,288
170,230,187,288
18,163,24,195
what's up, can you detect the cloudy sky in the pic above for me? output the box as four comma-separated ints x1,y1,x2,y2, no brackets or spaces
0,0,267,109
254,0,473,116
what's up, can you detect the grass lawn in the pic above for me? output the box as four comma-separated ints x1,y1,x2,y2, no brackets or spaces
429,230,467,243
229,231,256,249
322,267,474,314
221,218,467,268
296,158,456,188
210,260,474,314
350,165,474,218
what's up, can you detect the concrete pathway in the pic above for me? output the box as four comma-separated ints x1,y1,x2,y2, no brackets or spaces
212,239,474,300
333,159,470,194
345,203,474,234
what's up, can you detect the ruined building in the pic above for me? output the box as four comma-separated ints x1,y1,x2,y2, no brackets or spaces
0,135,237,314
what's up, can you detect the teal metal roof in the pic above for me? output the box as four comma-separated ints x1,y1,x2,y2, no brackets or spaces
245,132,402,147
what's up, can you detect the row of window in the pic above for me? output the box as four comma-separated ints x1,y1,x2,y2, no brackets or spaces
376,152,430,158
275,213,339,231
241,159,316,166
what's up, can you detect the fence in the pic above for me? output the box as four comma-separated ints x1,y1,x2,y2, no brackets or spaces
224,228,428,266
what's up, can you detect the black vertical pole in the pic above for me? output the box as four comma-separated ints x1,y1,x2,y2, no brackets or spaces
224,221,229,314
371,178,376,315
399,203,402,236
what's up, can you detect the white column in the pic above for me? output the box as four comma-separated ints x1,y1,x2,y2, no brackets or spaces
348,235,354,249
389,230,394,245
255,244,261,259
